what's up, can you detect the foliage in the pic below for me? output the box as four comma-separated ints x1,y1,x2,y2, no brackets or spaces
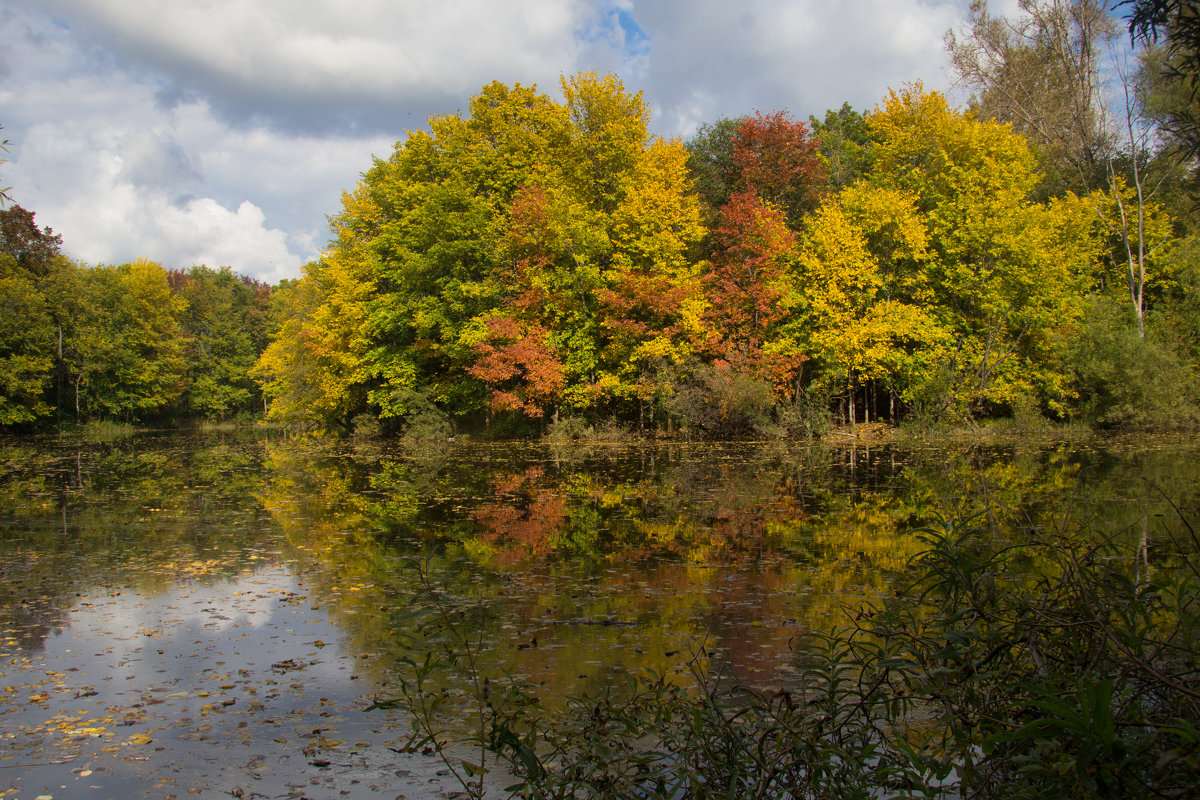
72,259,189,420
1068,294,1200,427
1125,0,1200,158
666,360,778,438
390,385,454,443
795,183,940,419
6,69,1197,436
0,206,64,424
0,269,54,424
390,507,1200,799
251,274,331,430
809,103,875,190
946,0,1116,196
730,110,827,227
0,205,272,428
467,316,564,418
702,190,798,380
170,265,267,419
684,117,743,212
864,84,1098,418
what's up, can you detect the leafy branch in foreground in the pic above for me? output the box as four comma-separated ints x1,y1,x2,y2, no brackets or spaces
380,508,1200,798
367,559,537,799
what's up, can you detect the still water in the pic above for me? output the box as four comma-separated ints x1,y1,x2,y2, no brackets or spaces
0,431,1196,798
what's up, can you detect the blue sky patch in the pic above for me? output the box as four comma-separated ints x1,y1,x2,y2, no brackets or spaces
615,7,651,57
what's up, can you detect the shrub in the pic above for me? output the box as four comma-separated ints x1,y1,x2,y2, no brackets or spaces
544,415,595,443
1069,296,1200,429
667,362,777,438
389,386,453,443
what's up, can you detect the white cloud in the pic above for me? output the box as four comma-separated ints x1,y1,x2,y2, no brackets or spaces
0,6,398,281
633,0,968,136
39,0,594,126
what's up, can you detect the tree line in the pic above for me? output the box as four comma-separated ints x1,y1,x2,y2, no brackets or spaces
0,204,272,425
3,0,1199,435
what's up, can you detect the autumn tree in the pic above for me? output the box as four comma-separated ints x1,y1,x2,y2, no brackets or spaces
256,74,706,431
465,316,564,420
703,191,798,381
862,84,1100,418
251,275,327,429
950,1,1190,346
796,185,940,424
731,111,827,227
362,81,572,422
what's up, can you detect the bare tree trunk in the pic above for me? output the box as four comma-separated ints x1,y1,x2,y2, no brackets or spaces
1109,53,1157,339
847,375,856,427
56,324,63,419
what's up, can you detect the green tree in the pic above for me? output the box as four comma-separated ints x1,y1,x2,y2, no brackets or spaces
809,103,875,190
0,206,73,424
1125,0,1200,157
171,265,263,418
684,117,743,212
0,268,54,424
364,81,573,422
69,260,187,421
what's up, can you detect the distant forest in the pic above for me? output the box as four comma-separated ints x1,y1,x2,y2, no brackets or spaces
4,1,1200,436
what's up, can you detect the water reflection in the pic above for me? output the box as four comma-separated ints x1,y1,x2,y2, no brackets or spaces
0,432,1196,794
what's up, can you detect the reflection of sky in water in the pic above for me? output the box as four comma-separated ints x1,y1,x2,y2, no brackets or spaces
0,565,465,799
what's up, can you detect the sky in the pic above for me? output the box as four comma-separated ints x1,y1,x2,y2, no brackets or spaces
0,0,986,284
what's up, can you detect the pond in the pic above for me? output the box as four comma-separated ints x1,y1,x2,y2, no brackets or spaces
0,430,1196,799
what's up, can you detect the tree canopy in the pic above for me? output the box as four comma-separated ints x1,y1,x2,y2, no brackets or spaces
4,57,1199,435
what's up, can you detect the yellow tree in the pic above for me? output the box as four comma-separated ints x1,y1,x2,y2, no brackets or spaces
71,259,187,420
365,82,572,418
486,74,706,421
254,187,377,431
796,185,942,424
597,136,707,424
864,84,1100,418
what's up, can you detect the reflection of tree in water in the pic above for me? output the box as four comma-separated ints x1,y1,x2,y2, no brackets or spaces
5,432,1193,691
471,467,567,563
